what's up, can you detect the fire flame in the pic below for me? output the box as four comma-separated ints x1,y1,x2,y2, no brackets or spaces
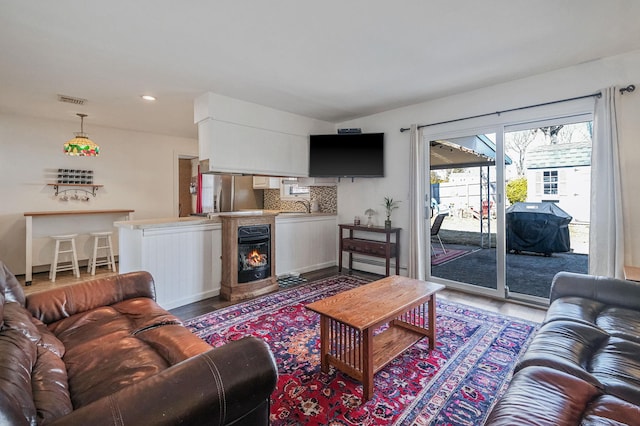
246,249,267,267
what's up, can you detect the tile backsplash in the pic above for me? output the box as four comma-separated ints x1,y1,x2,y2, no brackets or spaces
264,186,337,213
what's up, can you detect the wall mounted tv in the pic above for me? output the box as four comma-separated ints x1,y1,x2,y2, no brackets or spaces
308,133,384,178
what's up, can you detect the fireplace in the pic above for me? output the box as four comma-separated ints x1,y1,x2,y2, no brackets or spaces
220,213,278,301
237,225,271,283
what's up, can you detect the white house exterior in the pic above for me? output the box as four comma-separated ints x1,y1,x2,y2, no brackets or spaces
525,142,592,223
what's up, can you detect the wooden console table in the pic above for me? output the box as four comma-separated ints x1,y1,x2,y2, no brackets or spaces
306,275,444,400
338,224,400,276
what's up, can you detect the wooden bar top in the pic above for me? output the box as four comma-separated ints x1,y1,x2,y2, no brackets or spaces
24,209,134,217
306,275,444,330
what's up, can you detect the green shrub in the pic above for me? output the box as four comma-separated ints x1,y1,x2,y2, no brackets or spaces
506,177,527,204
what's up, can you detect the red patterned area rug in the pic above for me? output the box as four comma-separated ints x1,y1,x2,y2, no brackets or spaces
185,275,538,425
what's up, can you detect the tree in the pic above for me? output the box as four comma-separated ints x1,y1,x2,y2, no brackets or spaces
430,171,444,183
506,177,527,204
505,130,537,176
539,125,564,144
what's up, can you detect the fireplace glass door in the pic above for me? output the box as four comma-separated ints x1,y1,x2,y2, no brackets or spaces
237,225,271,283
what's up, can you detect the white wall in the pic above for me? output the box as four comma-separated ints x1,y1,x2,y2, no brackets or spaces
0,113,198,274
337,49,640,271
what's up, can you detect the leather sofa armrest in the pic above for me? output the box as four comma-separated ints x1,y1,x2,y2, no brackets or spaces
550,271,640,309
26,271,156,324
49,336,278,426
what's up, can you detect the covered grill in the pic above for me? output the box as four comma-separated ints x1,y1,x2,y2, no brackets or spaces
506,202,572,255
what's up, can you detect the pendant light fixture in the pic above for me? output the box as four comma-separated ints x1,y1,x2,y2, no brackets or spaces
63,113,99,156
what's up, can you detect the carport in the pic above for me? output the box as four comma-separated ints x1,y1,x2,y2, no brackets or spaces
430,135,512,247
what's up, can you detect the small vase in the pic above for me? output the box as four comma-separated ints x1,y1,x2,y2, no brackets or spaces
384,219,391,229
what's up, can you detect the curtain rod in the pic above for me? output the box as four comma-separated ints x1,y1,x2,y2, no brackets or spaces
399,84,636,133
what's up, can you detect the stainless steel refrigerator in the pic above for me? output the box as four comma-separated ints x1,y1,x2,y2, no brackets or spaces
203,175,264,212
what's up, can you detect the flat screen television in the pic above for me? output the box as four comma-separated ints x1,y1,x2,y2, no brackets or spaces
308,133,384,177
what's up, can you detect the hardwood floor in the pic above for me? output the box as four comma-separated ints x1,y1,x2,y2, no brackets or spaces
20,266,120,295
18,265,546,323
169,267,546,323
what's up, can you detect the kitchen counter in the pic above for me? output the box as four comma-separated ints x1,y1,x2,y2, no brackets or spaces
116,211,337,309
114,216,214,230
24,209,134,217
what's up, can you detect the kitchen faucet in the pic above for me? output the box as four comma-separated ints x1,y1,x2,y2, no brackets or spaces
295,200,311,213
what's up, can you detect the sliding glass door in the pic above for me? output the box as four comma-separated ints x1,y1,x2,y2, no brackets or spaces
425,114,591,304
427,130,504,298
504,117,591,303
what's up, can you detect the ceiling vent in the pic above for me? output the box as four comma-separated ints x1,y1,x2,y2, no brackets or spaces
57,94,87,105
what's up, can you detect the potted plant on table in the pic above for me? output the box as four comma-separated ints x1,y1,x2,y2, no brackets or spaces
383,197,400,229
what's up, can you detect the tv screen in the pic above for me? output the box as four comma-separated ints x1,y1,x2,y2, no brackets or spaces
309,133,384,178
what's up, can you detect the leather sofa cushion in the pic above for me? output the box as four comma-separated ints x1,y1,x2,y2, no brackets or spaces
0,305,40,425
32,345,73,423
26,272,156,325
48,297,179,347
517,319,640,407
485,366,602,425
597,307,640,345
516,320,608,386
487,366,640,425
550,272,640,310
1,302,73,424
2,302,65,357
135,324,214,365
590,337,640,405
0,260,25,306
581,395,640,425
546,297,640,344
48,297,209,408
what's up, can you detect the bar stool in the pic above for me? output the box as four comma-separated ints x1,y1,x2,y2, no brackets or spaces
87,231,116,275
49,234,80,282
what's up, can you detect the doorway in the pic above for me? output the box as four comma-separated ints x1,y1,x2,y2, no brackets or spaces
177,156,198,217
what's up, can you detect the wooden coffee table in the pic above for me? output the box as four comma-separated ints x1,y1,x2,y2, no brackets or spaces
305,275,444,400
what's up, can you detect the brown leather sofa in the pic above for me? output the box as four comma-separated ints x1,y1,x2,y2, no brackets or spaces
0,260,278,425
486,272,640,425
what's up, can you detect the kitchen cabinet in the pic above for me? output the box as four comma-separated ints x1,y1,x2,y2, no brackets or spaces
195,92,334,177
116,218,221,309
253,176,282,189
297,177,338,186
275,215,337,275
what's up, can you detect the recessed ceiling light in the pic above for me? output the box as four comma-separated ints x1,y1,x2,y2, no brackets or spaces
141,95,156,101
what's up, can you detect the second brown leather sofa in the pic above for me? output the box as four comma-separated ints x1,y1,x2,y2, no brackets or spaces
485,272,640,425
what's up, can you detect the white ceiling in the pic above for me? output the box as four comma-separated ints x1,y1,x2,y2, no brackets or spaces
2,1,640,139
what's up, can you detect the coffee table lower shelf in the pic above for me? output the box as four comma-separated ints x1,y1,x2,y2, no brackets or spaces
325,323,428,380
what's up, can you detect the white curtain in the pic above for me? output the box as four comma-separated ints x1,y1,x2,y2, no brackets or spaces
408,124,426,279
589,87,625,278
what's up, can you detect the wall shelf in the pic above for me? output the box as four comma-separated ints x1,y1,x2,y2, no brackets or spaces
47,183,103,197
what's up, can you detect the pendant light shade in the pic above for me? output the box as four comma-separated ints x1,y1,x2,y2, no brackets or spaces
63,113,99,156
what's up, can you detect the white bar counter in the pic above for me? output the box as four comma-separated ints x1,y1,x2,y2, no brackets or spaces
114,212,337,309
24,209,134,285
